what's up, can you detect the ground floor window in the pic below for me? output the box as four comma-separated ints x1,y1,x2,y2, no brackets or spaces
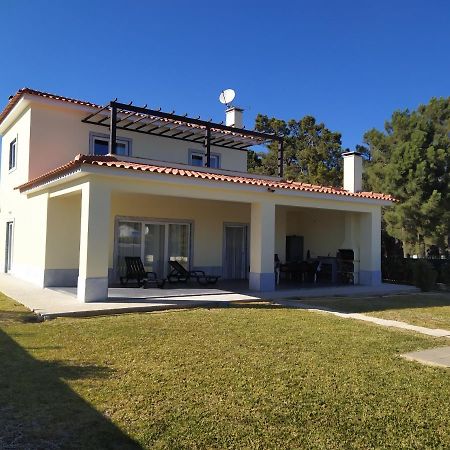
116,219,190,278
5,221,14,272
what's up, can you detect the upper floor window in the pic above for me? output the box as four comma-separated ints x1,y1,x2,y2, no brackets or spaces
9,139,17,171
189,151,220,169
190,152,203,167
90,133,131,157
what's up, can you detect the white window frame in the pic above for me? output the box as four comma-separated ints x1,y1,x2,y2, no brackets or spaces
189,151,204,167
89,132,132,157
188,150,221,169
9,137,17,172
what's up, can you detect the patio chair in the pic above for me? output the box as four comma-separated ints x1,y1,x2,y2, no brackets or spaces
120,257,165,288
167,260,220,285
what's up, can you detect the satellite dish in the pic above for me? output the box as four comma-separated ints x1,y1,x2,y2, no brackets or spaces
219,89,236,107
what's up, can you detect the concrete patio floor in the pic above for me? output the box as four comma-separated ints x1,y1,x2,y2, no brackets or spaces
0,273,418,319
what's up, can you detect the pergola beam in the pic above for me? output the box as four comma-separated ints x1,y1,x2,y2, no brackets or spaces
110,101,277,142
83,100,283,165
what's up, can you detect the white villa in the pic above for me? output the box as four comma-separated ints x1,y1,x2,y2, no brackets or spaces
0,88,394,302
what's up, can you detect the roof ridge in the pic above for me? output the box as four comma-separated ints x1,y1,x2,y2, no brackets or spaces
16,87,103,108
0,88,105,127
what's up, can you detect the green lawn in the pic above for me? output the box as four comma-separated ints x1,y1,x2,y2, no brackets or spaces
1,292,450,449
301,292,450,330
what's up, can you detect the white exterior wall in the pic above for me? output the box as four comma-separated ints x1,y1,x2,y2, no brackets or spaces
275,206,287,262
0,108,49,284
41,191,251,288
28,102,248,179
286,208,346,258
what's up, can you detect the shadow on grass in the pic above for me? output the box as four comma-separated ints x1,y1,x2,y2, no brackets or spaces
0,329,142,450
0,308,42,325
287,293,450,314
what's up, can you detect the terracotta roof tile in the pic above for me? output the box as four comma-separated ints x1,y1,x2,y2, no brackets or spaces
16,155,396,202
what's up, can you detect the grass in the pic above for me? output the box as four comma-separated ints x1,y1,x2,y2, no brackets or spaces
300,292,450,330
1,292,450,449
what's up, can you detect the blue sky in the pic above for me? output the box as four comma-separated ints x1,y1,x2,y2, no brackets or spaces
0,0,449,149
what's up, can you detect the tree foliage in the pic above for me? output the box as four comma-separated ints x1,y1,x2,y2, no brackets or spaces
250,114,343,187
363,97,450,256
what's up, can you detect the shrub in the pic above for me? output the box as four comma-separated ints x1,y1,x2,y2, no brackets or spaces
439,263,450,285
413,260,437,291
382,257,415,284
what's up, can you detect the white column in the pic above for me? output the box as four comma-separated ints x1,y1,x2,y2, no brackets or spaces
275,206,287,263
359,208,382,285
249,201,276,291
77,181,111,302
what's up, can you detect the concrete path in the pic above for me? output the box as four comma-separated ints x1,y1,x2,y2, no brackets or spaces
258,282,418,300
401,346,450,368
277,299,450,338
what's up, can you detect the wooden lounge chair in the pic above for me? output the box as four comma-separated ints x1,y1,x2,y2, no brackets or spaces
167,260,220,285
120,256,165,288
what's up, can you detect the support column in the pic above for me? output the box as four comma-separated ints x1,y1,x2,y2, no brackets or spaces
77,181,111,302
358,208,382,285
275,206,287,263
249,201,276,291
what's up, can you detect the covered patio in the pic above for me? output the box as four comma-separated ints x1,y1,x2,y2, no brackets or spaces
38,179,385,302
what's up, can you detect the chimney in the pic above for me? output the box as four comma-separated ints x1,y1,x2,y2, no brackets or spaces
225,106,243,128
342,151,363,192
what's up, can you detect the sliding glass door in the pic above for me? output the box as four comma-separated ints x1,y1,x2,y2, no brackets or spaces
168,224,189,269
116,221,142,277
143,224,165,275
116,219,190,278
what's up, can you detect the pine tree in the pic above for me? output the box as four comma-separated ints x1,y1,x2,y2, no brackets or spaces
363,98,450,256
250,114,343,187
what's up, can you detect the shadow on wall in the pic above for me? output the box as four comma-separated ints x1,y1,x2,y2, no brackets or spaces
0,329,142,450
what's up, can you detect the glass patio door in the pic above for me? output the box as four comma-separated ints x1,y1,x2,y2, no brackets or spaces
223,224,248,279
116,219,190,279
143,224,165,276
117,221,142,277
168,224,189,270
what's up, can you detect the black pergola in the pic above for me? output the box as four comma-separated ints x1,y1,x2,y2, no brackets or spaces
82,101,284,177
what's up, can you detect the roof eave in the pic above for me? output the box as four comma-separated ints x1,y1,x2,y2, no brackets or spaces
17,162,396,206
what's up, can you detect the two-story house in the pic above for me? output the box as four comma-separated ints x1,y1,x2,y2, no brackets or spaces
0,88,394,302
